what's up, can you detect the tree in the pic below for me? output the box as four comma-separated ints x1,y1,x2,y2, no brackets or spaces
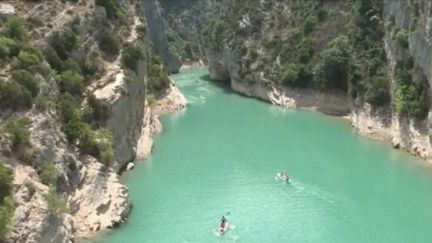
313,36,350,90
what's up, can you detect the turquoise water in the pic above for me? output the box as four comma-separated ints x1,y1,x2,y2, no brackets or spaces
99,68,432,243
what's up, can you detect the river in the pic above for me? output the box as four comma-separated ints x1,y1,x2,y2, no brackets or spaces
98,68,432,243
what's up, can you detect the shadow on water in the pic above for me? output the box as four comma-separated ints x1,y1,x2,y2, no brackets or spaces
199,74,234,95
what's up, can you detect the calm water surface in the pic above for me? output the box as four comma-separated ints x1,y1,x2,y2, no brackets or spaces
99,68,432,243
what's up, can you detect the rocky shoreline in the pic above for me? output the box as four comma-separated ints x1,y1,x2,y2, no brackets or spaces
230,79,432,163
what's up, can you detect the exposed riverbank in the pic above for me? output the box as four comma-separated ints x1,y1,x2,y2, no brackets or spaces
229,79,432,163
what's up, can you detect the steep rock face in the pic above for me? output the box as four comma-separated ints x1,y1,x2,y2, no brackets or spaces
351,0,432,160
157,0,218,63
0,0,186,242
141,0,182,73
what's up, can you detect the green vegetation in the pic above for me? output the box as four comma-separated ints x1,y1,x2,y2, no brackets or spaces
281,63,312,87
121,42,144,72
313,36,350,90
4,118,31,152
11,69,40,97
395,29,409,49
148,53,170,93
4,16,28,42
37,161,59,186
83,94,110,126
46,186,66,215
0,164,13,204
0,164,14,239
393,67,428,118
0,81,33,110
95,0,124,19
99,28,120,55
0,36,21,58
57,70,85,96
49,29,79,60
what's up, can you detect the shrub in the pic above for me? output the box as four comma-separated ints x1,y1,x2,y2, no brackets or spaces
0,81,33,110
298,38,314,63
46,186,66,215
42,45,64,71
64,58,82,74
80,51,99,77
393,68,429,118
99,28,120,55
147,54,170,93
0,197,14,239
4,117,31,151
57,70,84,96
0,164,13,204
37,161,59,186
83,94,110,125
5,16,28,42
50,29,79,60
313,36,350,90
121,43,144,72
56,93,80,123
0,36,21,58
365,75,390,106
304,15,317,34
395,29,409,49
94,128,114,166
11,69,40,97
95,0,124,19
12,48,43,69
64,118,87,143
281,64,312,87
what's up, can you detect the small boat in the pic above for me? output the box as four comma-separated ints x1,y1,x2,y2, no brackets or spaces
199,95,207,100
218,222,229,235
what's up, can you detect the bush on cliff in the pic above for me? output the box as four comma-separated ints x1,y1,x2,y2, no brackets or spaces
0,81,33,110
0,164,13,204
0,196,14,239
0,164,14,238
3,117,31,152
121,43,144,73
313,36,350,90
57,70,84,96
4,16,28,42
46,186,66,216
37,161,59,186
11,69,40,97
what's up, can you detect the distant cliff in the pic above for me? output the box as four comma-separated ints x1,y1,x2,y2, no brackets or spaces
204,0,432,161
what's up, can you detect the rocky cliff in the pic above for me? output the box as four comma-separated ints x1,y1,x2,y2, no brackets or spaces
205,0,432,161
0,0,186,242
141,0,182,73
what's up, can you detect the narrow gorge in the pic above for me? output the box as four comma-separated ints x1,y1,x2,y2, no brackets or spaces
1,0,432,242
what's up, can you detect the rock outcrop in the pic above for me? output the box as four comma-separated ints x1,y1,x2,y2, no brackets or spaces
141,0,182,73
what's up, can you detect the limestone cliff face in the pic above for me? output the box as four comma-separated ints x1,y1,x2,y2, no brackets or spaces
0,0,187,242
351,0,432,160
141,0,182,73
205,0,432,161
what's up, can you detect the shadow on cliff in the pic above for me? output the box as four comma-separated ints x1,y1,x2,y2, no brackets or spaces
199,74,233,95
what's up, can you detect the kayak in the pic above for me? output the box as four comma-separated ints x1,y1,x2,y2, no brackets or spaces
219,222,229,234
276,173,289,182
